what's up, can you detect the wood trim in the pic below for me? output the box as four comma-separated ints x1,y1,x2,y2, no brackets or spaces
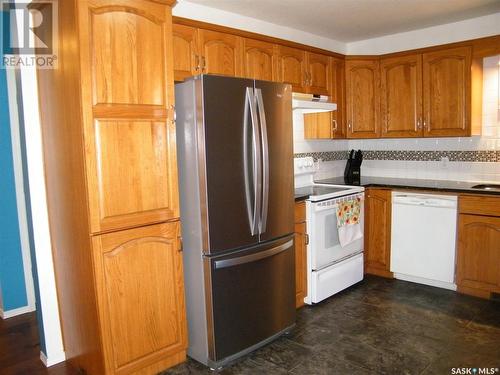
173,16,345,59
294,201,306,223
457,285,491,299
459,195,500,216
378,34,500,59
364,266,393,279
172,19,500,61
93,104,168,119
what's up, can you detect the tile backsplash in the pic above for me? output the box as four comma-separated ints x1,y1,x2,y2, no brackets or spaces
293,55,500,183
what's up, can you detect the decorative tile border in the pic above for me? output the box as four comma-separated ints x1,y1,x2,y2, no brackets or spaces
294,150,500,162
294,151,348,161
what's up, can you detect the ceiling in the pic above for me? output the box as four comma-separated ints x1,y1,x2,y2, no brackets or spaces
184,0,500,42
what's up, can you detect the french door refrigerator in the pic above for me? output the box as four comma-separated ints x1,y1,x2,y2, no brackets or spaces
175,75,295,368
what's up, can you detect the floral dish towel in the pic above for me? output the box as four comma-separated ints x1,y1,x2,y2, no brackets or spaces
336,197,361,228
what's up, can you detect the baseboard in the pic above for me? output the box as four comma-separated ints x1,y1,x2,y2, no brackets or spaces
0,304,36,319
40,350,66,367
394,273,457,291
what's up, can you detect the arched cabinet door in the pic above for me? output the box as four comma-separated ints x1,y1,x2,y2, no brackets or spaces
243,38,277,81
345,59,380,138
278,45,307,93
92,221,187,374
79,0,179,233
198,29,244,77
457,214,500,294
172,23,199,81
423,46,471,137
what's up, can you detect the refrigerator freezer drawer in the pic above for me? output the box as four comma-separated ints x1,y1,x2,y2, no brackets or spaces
208,236,295,365
310,252,363,304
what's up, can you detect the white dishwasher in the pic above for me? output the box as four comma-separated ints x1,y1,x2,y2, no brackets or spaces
390,192,458,290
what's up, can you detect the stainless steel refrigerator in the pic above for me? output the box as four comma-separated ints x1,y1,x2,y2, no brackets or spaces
175,75,295,369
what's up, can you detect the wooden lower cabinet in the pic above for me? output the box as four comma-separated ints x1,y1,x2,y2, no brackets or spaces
92,221,187,374
364,189,393,278
294,202,307,308
456,196,500,299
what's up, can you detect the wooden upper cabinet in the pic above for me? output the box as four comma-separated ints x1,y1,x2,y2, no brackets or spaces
345,59,380,138
92,221,187,374
380,54,423,138
364,189,392,278
306,52,331,95
304,112,336,139
278,46,307,92
81,2,179,233
457,214,500,296
423,46,472,137
331,57,345,138
243,38,277,81
172,23,199,81
198,29,243,77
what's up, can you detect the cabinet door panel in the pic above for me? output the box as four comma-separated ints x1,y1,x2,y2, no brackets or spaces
304,112,334,139
380,54,422,138
307,52,330,95
345,59,380,138
93,222,187,373
330,57,346,138
93,120,177,231
199,29,243,77
457,214,500,293
243,38,277,81
364,189,392,277
423,47,471,137
82,4,178,233
294,222,307,308
91,9,165,106
278,46,307,93
172,24,199,81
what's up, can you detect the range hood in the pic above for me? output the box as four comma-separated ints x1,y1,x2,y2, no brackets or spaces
292,93,337,114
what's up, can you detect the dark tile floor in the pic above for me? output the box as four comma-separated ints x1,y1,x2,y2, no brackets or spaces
162,275,500,375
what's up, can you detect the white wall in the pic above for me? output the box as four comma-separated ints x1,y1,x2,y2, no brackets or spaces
347,13,500,55
173,0,347,53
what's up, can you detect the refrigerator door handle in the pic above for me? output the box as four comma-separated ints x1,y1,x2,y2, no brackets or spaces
243,87,261,236
213,239,293,269
255,88,269,234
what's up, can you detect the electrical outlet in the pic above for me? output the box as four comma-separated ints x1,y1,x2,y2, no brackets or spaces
440,156,449,168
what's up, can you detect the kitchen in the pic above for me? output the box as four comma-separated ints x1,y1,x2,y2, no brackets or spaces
0,0,499,374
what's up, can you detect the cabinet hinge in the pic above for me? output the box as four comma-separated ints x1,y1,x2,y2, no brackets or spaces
305,233,309,245
178,237,183,252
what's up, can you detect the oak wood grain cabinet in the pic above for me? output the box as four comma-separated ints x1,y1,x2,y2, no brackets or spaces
456,195,500,299
198,29,244,77
423,46,472,137
172,26,244,79
278,45,308,93
364,189,393,278
303,57,345,139
380,54,423,138
306,52,331,95
294,202,307,308
345,59,381,138
37,0,187,373
243,38,278,81
172,23,199,81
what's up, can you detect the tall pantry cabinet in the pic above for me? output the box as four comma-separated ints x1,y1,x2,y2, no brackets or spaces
36,1,187,374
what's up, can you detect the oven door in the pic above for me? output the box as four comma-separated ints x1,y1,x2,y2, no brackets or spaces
307,195,364,270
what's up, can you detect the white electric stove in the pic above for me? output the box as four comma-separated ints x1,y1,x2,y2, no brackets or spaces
294,157,365,305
